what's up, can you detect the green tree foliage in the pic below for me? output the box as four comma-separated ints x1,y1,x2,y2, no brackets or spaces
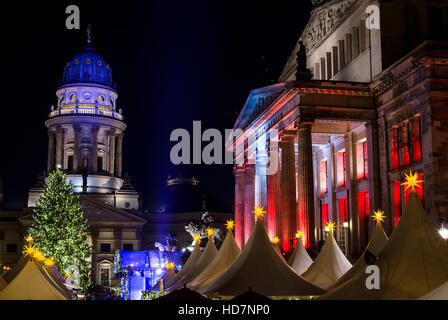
28,169,93,291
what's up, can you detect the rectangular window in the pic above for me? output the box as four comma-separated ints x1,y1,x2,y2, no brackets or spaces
393,181,402,226
100,243,111,253
123,243,133,251
338,198,348,223
356,140,366,180
391,128,399,170
401,123,410,166
320,160,328,194
336,151,346,188
97,156,103,172
100,268,110,286
411,116,422,162
321,203,329,227
67,155,74,171
6,243,17,253
363,141,368,179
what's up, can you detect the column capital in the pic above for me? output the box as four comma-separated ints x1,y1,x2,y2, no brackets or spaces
233,165,246,175
279,129,296,142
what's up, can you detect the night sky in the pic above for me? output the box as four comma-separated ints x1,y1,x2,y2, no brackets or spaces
0,1,313,210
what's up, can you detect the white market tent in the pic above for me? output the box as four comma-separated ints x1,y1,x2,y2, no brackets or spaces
188,229,241,290
167,236,218,291
287,238,313,275
151,268,177,292
198,219,325,297
164,241,202,289
331,219,388,289
320,191,448,300
419,281,448,300
0,259,71,300
301,229,352,290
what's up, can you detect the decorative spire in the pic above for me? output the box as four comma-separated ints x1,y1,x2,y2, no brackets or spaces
87,24,92,43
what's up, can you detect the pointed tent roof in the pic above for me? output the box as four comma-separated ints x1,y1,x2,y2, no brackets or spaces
199,219,325,297
168,236,218,291
419,281,448,300
301,229,352,289
164,242,202,289
150,268,177,292
331,221,388,289
189,229,241,290
287,238,313,275
0,259,70,300
320,192,448,300
3,255,28,283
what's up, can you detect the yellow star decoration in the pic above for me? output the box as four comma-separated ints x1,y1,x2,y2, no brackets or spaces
326,222,336,232
296,230,304,239
372,209,385,223
65,272,71,278
165,262,175,270
206,227,215,238
44,257,55,268
193,234,201,244
401,170,423,192
252,206,266,220
225,219,235,230
33,249,46,262
272,236,280,245
26,235,34,243
24,244,36,257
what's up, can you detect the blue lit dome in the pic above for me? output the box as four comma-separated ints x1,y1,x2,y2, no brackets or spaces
61,42,113,88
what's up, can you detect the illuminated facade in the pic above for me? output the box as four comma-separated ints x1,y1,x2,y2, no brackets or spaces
233,0,448,257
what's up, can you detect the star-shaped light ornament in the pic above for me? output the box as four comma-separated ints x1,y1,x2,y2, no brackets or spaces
372,209,386,223
401,170,423,192
193,234,201,244
225,219,235,230
26,235,34,243
165,262,175,270
33,249,46,262
44,257,55,268
272,236,280,245
65,272,71,279
206,227,215,238
326,222,336,233
296,230,304,239
24,244,36,257
253,206,266,221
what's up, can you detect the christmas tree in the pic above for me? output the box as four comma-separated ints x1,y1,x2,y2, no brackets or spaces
28,168,93,291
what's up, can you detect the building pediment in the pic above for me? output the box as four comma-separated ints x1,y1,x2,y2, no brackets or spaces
302,0,358,53
233,83,290,132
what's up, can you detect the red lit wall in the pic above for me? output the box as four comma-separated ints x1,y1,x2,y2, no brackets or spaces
391,128,399,170
393,181,401,226
338,198,348,223
401,124,410,166
321,203,329,227
412,117,422,162
358,191,369,229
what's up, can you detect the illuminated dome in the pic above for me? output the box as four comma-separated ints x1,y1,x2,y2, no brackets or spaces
61,42,113,88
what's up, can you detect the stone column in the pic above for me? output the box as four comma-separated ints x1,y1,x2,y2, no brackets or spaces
345,133,361,256
243,163,255,245
255,148,268,230
234,165,245,249
267,144,281,240
378,116,392,234
73,125,81,173
91,126,99,172
108,130,116,175
47,130,55,173
280,131,296,253
114,228,122,252
116,133,123,177
55,127,64,168
297,122,316,249
328,143,337,223
366,120,381,237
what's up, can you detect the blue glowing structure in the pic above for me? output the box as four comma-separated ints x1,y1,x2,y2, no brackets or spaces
114,250,184,300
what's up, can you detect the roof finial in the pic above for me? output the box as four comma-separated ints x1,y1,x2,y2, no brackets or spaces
87,24,92,43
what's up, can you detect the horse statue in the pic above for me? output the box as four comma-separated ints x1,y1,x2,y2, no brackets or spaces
184,212,224,249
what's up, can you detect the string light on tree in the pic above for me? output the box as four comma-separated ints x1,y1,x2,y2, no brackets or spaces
372,209,386,223
253,206,266,220
401,170,423,192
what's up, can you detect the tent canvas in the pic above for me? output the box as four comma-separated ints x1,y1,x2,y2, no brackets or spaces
150,268,176,292
164,242,201,288
320,192,448,300
331,221,388,289
0,259,69,300
301,229,352,290
189,229,240,290
167,236,218,291
418,280,448,300
287,238,313,275
199,219,325,297
0,275,6,291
